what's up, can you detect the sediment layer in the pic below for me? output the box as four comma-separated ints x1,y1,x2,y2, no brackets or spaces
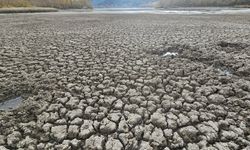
0,13,250,150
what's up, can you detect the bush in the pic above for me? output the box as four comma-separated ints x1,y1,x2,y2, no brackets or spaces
0,0,32,8
31,0,92,9
0,7,58,13
0,0,92,9
157,0,250,7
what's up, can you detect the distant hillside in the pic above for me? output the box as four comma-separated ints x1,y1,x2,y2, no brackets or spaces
0,0,92,9
93,0,156,8
156,0,250,8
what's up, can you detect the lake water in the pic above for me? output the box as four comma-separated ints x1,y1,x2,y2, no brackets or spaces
88,7,250,14
56,7,250,15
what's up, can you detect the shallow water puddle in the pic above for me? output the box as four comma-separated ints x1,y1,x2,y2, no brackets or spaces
162,52,178,57
0,96,23,111
217,68,232,76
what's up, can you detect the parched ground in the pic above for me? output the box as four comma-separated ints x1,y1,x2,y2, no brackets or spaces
0,12,250,150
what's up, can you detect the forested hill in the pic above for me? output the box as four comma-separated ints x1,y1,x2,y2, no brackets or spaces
156,0,250,8
0,0,92,9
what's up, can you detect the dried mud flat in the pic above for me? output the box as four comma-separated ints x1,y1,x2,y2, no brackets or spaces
0,13,250,150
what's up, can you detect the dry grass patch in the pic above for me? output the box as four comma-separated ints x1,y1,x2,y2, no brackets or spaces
0,0,92,9
0,0,32,8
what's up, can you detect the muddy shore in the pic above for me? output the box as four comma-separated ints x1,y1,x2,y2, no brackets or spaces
0,13,250,149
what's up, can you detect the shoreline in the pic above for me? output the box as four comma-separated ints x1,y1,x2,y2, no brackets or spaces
0,7,58,13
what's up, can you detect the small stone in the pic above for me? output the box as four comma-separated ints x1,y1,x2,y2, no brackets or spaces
84,135,105,150
37,112,50,124
37,143,45,150
208,94,226,104
83,86,91,93
59,108,67,116
179,126,198,142
130,96,144,104
182,90,195,103
107,113,122,123
242,146,250,150
139,141,153,150
65,97,79,109
79,120,94,139
133,125,144,139
66,109,83,120
142,86,151,96
71,117,83,125
218,120,229,130
114,99,123,110
161,100,171,110
97,84,105,89
148,95,161,103
0,135,6,145
67,83,75,89
17,136,37,148
55,140,71,150
7,131,22,146
105,137,123,150
167,119,177,129
214,142,231,150
171,132,184,149
48,112,60,122
124,104,139,112
68,125,79,139
174,69,184,77
197,124,218,142
47,104,63,112
42,123,53,132
85,106,97,117
118,118,129,133
221,130,238,141
119,133,132,146
0,146,9,150
100,118,116,134
150,128,165,145
45,142,55,149
103,96,117,106
51,125,67,142
0,67,7,73
164,129,173,138
126,89,140,97
228,141,239,149
219,87,234,97
127,113,142,126
246,116,250,127
143,124,155,140
151,112,167,128
71,139,80,148
177,114,190,126
187,143,199,150
136,60,143,65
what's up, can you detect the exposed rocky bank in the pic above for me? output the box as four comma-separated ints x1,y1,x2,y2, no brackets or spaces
0,13,250,150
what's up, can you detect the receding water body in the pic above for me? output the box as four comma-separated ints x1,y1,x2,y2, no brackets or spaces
55,7,250,15
90,7,250,14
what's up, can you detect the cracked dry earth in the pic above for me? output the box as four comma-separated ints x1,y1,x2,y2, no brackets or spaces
0,13,250,150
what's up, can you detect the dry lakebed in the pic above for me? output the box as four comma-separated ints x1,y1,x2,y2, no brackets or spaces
0,12,250,150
